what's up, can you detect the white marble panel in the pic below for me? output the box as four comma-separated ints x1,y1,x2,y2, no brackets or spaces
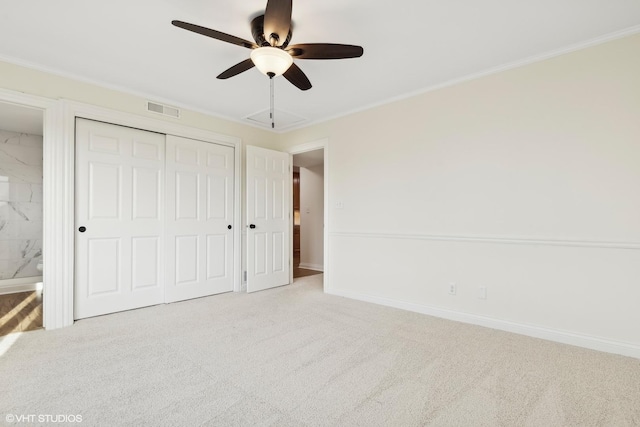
0,130,43,280
0,182,37,202
0,255,41,280
0,220,42,239
0,131,42,147
0,144,43,166
0,182,8,202
0,202,42,221
0,260,40,280
0,239,41,259
18,134,43,147
0,132,20,145
0,164,43,184
30,184,43,203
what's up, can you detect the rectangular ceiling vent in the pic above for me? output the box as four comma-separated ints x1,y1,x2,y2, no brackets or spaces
147,101,180,119
244,109,306,131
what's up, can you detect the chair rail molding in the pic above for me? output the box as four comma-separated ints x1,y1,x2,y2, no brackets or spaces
330,230,640,251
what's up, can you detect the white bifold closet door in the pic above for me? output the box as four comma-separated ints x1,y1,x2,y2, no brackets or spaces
165,135,234,302
75,120,234,320
75,118,166,319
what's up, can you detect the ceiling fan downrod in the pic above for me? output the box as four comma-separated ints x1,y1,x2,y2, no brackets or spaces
269,72,275,129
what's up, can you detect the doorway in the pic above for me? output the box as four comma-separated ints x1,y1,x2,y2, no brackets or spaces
292,148,324,279
0,101,44,336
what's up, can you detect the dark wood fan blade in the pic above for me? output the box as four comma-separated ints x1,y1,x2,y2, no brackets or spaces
172,20,256,49
263,0,292,46
283,63,312,91
217,58,255,79
288,43,364,59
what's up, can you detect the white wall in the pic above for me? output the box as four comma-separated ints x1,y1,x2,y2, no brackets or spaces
277,33,640,357
299,164,324,270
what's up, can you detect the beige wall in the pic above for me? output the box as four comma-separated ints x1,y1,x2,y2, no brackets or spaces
0,60,277,149
278,33,640,352
2,32,640,353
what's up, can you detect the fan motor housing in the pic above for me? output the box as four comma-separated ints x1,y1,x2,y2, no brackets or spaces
251,14,292,48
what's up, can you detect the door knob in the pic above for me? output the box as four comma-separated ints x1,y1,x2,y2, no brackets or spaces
79,226,87,232
249,224,256,229
228,225,232,230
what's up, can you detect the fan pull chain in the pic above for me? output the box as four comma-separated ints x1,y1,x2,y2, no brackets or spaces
269,74,275,129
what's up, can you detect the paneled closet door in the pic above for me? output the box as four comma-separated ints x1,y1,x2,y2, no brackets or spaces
75,119,165,319
165,135,234,303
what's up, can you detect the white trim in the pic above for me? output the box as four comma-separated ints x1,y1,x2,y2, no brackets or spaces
323,141,329,291
63,100,240,146
283,25,640,132
0,277,43,295
233,136,243,292
289,139,327,155
327,288,640,360
298,263,323,272
288,138,329,290
331,231,640,251
289,152,294,285
0,88,64,330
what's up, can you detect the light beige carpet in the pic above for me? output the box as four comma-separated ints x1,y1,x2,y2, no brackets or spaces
1,274,639,426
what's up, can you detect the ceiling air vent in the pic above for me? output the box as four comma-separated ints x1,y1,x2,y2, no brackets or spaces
147,101,180,118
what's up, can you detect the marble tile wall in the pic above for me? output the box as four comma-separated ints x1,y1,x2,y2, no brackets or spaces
0,130,43,280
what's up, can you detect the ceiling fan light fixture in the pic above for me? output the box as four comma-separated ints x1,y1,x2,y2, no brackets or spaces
250,46,293,77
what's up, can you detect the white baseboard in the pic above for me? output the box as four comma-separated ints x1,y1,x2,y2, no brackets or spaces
0,276,43,295
298,263,323,272
327,288,640,360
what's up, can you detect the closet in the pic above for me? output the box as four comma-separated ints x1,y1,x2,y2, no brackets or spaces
74,119,234,319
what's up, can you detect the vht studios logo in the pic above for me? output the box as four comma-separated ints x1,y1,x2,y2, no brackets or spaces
6,414,83,423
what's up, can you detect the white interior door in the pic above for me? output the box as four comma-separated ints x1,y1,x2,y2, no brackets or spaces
165,135,234,302
246,145,291,292
75,118,165,319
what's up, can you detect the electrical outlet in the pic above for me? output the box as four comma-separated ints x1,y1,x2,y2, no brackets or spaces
448,282,457,295
478,286,487,299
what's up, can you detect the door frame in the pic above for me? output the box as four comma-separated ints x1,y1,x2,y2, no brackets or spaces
0,89,60,330
51,100,242,328
288,138,329,290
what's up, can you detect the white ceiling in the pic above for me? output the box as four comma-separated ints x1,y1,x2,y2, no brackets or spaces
0,102,43,136
1,1,639,131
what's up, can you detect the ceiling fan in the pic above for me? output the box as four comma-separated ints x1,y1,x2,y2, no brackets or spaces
171,0,364,92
